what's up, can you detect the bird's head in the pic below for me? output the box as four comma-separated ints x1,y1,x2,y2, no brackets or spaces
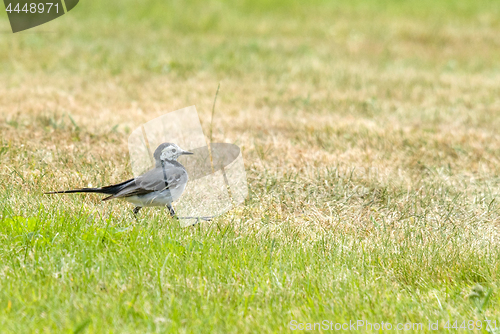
153,142,193,164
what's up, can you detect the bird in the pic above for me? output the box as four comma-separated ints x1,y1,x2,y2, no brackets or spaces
45,142,193,217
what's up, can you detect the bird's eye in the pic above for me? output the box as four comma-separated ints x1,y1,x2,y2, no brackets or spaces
172,149,177,153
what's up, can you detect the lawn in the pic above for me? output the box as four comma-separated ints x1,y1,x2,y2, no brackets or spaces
1,0,500,332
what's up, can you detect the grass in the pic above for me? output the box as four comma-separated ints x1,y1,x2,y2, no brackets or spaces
1,0,500,332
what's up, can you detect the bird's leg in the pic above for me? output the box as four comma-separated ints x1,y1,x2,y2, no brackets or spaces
133,206,142,215
167,204,176,218
190,217,200,227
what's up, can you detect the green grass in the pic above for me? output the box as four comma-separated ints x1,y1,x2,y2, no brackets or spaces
1,169,499,333
1,0,500,332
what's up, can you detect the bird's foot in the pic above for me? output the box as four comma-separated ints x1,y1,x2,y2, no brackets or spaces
177,216,213,226
167,204,176,218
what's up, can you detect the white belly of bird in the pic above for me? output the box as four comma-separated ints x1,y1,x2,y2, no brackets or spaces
124,182,187,207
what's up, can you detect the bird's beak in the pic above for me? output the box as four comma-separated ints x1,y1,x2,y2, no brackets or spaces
182,150,194,155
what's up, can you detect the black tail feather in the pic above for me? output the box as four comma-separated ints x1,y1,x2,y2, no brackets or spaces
45,188,113,195
45,178,135,196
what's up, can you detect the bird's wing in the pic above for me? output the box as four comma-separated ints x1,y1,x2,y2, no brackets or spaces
103,165,187,200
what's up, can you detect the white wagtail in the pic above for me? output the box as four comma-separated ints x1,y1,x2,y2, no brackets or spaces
46,143,193,217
